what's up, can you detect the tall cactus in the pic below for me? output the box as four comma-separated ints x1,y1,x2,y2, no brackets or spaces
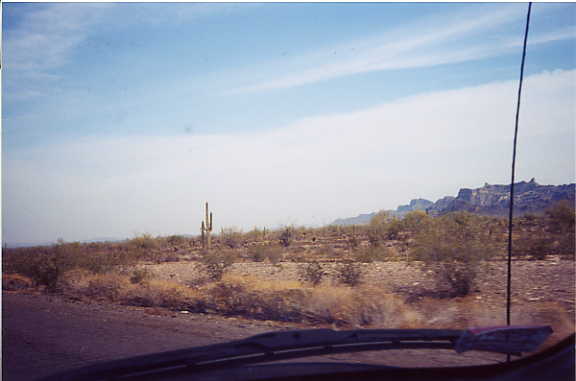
201,202,213,251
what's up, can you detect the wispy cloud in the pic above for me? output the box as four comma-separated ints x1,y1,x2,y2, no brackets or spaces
130,3,261,25
4,3,114,73
3,3,115,102
226,5,575,94
4,69,574,243
3,3,256,102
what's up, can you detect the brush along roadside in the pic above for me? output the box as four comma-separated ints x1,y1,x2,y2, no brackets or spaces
4,269,572,340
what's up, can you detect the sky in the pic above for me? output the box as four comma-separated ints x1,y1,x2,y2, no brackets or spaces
2,2,575,246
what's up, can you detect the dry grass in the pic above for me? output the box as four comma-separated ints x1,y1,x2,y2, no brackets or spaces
123,279,202,310
54,270,421,327
219,274,303,292
303,285,424,328
2,273,34,291
408,295,574,349
10,263,575,342
202,275,423,328
59,269,133,301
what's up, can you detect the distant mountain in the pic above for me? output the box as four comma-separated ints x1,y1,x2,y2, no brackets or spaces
394,198,434,216
332,213,377,226
331,178,575,226
332,198,433,226
4,237,124,249
426,178,575,217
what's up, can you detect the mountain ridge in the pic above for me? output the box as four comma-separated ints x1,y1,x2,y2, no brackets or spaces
332,178,575,226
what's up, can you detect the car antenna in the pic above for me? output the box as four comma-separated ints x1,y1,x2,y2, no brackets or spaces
506,1,532,362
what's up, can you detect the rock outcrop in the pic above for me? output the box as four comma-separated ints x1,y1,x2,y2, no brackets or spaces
426,178,575,216
395,198,434,214
332,179,575,225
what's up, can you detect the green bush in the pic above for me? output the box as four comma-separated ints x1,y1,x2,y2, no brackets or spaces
411,212,499,297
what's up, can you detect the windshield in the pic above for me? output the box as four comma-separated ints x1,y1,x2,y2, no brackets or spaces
2,3,575,380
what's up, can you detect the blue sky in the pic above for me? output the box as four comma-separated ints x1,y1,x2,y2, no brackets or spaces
3,2,575,245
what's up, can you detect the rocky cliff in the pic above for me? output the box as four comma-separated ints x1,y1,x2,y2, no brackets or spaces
426,178,575,216
331,179,575,225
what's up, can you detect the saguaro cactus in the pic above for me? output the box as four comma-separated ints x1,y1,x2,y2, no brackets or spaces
201,202,213,251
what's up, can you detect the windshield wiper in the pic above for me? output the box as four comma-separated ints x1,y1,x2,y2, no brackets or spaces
38,325,552,381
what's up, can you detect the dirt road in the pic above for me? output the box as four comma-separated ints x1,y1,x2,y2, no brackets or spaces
3,292,508,381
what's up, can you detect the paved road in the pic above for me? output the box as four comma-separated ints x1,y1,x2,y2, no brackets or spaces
2,292,505,381
2,292,278,381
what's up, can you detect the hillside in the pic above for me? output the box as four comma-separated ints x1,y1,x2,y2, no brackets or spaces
332,179,575,225
427,178,575,216
332,198,433,226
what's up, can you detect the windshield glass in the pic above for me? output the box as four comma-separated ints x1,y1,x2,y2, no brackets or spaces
2,2,574,379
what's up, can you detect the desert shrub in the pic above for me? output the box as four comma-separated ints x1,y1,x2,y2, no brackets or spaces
166,235,187,247
557,233,575,259
316,244,336,258
400,210,431,235
303,286,422,327
244,227,269,243
205,277,305,322
343,225,361,249
543,201,575,259
347,234,360,249
546,200,575,234
58,269,200,310
353,246,389,263
370,211,391,226
513,234,552,259
411,212,499,297
246,245,282,263
130,268,152,284
124,280,200,310
334,261,363,287
247,245,267,262
208,282,251,314
2,243,96,290
2,273,33,291
57,270,132,301
128,234,158,251
522,213,539,225
367,213,388,247
279,227,295,247
385,219,403,240
366,226,384,247
85,273,131,301
198,250,236,281
58,268,96,290
264,246,283,264
297,261,325,286
220,228,243,249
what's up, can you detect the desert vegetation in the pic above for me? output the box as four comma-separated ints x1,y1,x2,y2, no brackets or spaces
3,202,574,333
